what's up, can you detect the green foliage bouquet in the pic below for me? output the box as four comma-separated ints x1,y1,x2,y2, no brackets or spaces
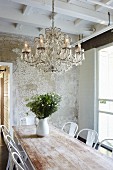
26,93,61,119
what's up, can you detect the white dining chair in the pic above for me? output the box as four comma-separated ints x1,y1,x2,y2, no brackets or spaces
0,125,10,145
5,135,27,160
7,139,22,170
76,128,99,148
20,116,36,125
0,125,10,134
6,135,32,170
62,122,78,137
11,152,28,170
98,139,113,158
3,134,20,170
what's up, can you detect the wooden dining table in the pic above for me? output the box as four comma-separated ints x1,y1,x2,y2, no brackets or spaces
13,125,113,170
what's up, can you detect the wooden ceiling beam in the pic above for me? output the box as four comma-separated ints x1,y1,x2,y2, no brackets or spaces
0,6,93,36
22,5,33,15
96,0,113,11
10,0,111,25
74,19,83,27
85,0,113,10
0,23,40,37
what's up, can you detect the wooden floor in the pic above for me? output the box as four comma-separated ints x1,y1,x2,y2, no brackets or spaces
0,133,8,170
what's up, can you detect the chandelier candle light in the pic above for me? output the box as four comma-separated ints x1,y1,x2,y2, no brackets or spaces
21,0,85,72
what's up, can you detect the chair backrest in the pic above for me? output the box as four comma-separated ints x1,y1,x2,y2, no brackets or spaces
5,134,16,147
6,135,20,154
0,125,10,145
98,139,113,158
5,135,23,170
62,122,78,137
12,152,26,170
6,135,29,170
0,125,10,135
76,128,99,148
20,116,36,125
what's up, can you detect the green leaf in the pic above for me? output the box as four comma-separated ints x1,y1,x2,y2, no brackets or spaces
25,93,61,119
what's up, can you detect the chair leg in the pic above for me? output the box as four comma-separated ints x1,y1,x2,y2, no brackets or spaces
6,154,10,170
6,153,15,170
9,158,14,170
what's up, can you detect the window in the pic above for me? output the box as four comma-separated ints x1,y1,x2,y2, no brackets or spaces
98,46,113,141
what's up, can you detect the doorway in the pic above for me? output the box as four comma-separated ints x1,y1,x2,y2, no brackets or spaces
0,62,13,133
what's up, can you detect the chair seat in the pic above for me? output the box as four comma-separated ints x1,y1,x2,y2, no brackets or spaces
98,138,113,158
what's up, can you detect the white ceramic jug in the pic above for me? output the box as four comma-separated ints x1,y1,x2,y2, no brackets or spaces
36,117,49,137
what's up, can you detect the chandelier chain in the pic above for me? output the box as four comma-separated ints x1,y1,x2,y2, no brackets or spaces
52,0,55,28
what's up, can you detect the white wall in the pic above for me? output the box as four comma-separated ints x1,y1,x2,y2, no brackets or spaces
78,48,98,131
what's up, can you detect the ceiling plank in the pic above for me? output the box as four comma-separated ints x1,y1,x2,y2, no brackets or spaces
96,0,113,11
15,23,23,30
74,19,83,27
86,0,113,10
23,5,33,15
10,0,112,25
67,0,95,10
16,6,33,34
0,6,93,36
0,23,40,37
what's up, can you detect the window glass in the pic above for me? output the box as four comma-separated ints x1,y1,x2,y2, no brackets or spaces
98,45,113,143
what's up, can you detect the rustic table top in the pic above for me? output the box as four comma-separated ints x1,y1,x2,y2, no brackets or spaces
13,125,113,170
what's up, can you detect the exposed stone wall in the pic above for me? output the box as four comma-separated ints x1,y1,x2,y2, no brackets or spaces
0,33,79,128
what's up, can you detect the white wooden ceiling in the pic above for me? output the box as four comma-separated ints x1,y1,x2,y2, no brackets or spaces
0,0,113,42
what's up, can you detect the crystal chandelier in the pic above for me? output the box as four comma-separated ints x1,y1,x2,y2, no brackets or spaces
21,0,85,72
